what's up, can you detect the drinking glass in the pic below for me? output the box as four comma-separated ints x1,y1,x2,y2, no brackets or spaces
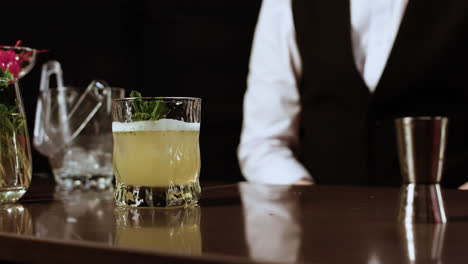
112,97,201,207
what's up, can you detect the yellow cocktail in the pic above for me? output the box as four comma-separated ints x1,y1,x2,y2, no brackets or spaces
112,96,201,207
113,119,201,207
113,120,200,187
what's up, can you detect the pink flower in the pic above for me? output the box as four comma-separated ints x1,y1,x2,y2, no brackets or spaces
0,49,20,78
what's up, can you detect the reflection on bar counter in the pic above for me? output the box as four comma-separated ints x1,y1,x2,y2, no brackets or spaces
240,183,302,263
400,223,446,263
0,204,32,235
35,187,115,242
114,206,202,255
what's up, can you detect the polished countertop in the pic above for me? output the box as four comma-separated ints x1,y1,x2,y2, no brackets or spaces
1,174,468,263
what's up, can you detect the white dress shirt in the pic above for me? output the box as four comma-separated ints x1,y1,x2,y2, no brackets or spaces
238,0,408,184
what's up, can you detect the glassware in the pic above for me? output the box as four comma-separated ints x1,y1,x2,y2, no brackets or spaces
34,61,125,190
0,80,32,203
0,45,37,78
34,61,108,156
46,86,125,190
114,206,201,255
112,97,202,207
0,44,39,203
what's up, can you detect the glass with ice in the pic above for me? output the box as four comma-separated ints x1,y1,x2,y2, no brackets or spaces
43,86,125,190
112,96,201,207
34,61,125,190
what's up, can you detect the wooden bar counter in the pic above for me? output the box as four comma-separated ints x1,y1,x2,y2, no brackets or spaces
1,174,468,263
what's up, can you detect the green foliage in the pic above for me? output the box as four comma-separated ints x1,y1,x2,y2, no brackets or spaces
0,104,24,134
0,102,30,184
130,90,169,121
0,68,14,87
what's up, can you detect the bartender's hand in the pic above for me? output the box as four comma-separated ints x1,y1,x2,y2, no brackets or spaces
458,182,468,190
293,178,314,186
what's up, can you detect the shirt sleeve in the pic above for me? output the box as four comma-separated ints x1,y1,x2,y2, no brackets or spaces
238,0,313,184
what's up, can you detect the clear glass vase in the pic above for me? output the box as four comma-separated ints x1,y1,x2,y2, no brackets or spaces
0,80,32,203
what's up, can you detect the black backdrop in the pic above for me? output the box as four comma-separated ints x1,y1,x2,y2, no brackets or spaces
3,1,262,182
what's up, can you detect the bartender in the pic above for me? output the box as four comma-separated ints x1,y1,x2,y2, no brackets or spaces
238,0,468,188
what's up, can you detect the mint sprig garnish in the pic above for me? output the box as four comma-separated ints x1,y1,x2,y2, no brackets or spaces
130,90,169,121
0,68,14,87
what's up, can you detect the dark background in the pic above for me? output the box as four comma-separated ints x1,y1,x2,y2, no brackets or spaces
3,0,262,182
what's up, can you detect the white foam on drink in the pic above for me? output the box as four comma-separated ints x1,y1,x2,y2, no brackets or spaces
112,119,200,132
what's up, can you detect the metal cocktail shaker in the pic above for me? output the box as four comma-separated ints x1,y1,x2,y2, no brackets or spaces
395,116,448,224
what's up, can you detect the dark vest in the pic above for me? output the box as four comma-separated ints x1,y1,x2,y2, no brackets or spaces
292,0,468,187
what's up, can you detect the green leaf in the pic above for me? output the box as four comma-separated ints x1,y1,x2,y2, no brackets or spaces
129,90,170,121
130,90,142,113
132,112,151,120
0,104,8,114
0,112,15,132
0,69,14,87
0,96,25,135
151,101,169,120
130,90,142,98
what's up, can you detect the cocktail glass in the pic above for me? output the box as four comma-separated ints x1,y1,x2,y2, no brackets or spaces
112,97,201,207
